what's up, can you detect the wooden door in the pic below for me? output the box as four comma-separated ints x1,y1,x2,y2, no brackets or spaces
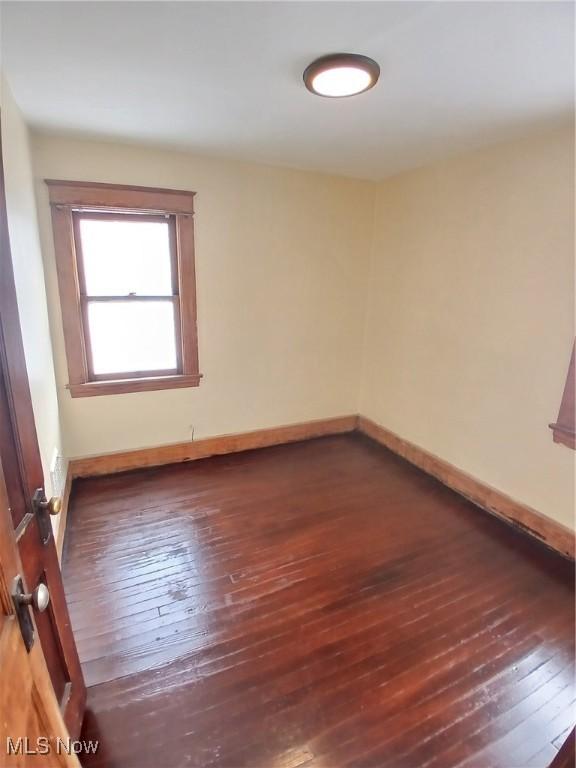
0,125,86,736
0,454,81,767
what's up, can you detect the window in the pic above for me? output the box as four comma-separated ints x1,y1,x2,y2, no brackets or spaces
549,341,575,450
46,181,200,397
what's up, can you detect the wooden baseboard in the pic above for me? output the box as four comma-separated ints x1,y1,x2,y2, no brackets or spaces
70,415,358,479
64,412,573,561
358,416,575,560
55,464,73,562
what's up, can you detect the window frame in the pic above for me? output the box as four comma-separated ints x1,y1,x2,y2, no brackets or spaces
46,180,201,397
549,341,575,450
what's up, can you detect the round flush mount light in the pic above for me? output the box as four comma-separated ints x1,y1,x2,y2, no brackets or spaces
303,53,380,98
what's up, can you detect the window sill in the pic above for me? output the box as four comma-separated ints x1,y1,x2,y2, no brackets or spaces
549,422,575,450
68,373,202,398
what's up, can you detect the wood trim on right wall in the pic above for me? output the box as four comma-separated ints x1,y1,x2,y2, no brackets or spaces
549,341,575,450
358,415,575,559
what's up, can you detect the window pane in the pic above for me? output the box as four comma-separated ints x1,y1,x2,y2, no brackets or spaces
87,301,178,375
79,217,173,296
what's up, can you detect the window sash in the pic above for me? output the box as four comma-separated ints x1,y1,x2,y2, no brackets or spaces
80,296,183,381
72,210,183,381
73,210,179,298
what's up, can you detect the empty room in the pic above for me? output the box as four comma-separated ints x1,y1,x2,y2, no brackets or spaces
0,1,574,766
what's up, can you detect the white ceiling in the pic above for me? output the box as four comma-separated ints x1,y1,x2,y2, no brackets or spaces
1,1,573,180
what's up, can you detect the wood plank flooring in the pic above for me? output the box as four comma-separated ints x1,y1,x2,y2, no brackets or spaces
62,434,575,768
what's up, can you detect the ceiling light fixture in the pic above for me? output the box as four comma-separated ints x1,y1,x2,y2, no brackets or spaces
303,53,380,98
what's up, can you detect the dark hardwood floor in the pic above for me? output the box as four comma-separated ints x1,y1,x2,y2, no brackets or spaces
62,433,575,768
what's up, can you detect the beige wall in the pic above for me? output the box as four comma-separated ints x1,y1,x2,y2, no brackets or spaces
31,134,375,458
360,126,575,529
28,125,575,531
1,78,63,510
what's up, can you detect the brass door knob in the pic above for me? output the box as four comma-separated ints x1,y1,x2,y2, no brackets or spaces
39,496,62,515
15,583,50,613
47,497,62,515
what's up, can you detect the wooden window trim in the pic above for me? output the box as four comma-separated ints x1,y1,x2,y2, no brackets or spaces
46,180,201,397
549,341,575,450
